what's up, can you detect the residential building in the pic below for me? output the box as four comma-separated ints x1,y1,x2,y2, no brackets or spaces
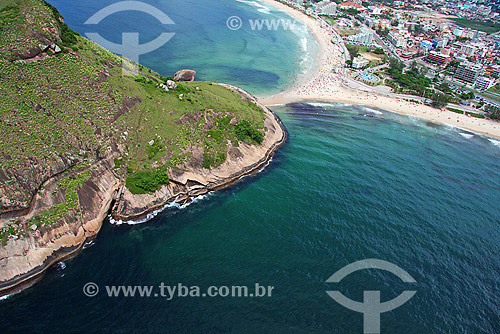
454,62,482,83
460,44,477,56
339,1,364,10
475,76,495,90
352,55,369,68
347,32,374,45
388,30,407,48
314,1,337,15
427,50,451,64
432,38,448,49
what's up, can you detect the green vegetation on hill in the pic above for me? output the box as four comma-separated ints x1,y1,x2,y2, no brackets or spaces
345,44,387,66
31,169,90,227
451,18,500,34
385,59,452,108
126,170,169,195
0,0,268,236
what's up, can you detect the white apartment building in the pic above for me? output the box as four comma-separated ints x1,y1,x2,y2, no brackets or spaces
475,76,495,90
352,55,369,68
460,44,477,56
314,1,337,15
388,30,407,48
347,32,374,45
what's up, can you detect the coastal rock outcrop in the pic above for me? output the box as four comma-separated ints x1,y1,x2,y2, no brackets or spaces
0,0,286,298
113,84,286,221
174,69,196,81
0,158,120,295
0,84,286,296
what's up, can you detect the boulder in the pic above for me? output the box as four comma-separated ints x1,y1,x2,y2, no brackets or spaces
166,80,177,90
174,69,196,81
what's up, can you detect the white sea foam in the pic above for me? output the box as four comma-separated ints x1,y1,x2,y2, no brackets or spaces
489,139,500,147
363,107,383,115
308,102,355,109
459,133,474,139
298,37,309,73
299,37,307,51
308,102,335,108
83,240,95,249
236,0,271,14
0,294,10,301
109,193,213,226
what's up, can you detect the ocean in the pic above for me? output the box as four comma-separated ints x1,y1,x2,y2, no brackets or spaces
45,0,317,96
1,1,499,333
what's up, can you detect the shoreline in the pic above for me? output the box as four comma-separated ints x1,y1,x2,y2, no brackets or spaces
0,86,287,298
257,0,500,140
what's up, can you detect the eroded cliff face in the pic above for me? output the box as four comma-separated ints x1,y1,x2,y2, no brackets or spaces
0,158,120,293
0,0,288,296
0,86,286,296
114,85,286,221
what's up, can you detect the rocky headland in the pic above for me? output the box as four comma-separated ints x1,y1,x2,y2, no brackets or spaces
0,0,286,296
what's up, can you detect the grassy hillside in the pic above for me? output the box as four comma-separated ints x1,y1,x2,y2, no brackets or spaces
451,18,500,34
0,0,266,223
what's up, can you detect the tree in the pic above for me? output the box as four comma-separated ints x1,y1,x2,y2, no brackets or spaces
437,83,452,94
446,60,459,70
346,45,360,60
485,104,500,120
414,24,423,35
432,92,451,108
376,27,389,37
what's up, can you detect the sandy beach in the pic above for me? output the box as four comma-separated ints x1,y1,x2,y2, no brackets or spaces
257,0,500,140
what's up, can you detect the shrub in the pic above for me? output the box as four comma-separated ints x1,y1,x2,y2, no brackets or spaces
160,76,174,82
126,170,170,194
235,120,264,144
202,152,227,169
202,154,214,169
147,142,163,159
43,1,79,47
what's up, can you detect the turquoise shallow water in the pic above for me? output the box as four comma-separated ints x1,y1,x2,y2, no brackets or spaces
46,0,317,96
1,103,499,333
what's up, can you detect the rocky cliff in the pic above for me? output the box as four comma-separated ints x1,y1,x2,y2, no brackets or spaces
0,0,286,296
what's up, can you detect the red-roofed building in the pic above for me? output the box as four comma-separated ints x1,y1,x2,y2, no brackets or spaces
339,1,365,10
426,51,450,64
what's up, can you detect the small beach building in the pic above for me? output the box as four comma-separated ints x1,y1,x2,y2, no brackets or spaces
352,55,369,69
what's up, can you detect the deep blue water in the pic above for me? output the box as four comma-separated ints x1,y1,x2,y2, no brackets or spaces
1,1,500,333
1,103,499,333
47,0,317,96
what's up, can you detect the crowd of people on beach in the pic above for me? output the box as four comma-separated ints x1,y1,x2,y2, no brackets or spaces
294,27,344,98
